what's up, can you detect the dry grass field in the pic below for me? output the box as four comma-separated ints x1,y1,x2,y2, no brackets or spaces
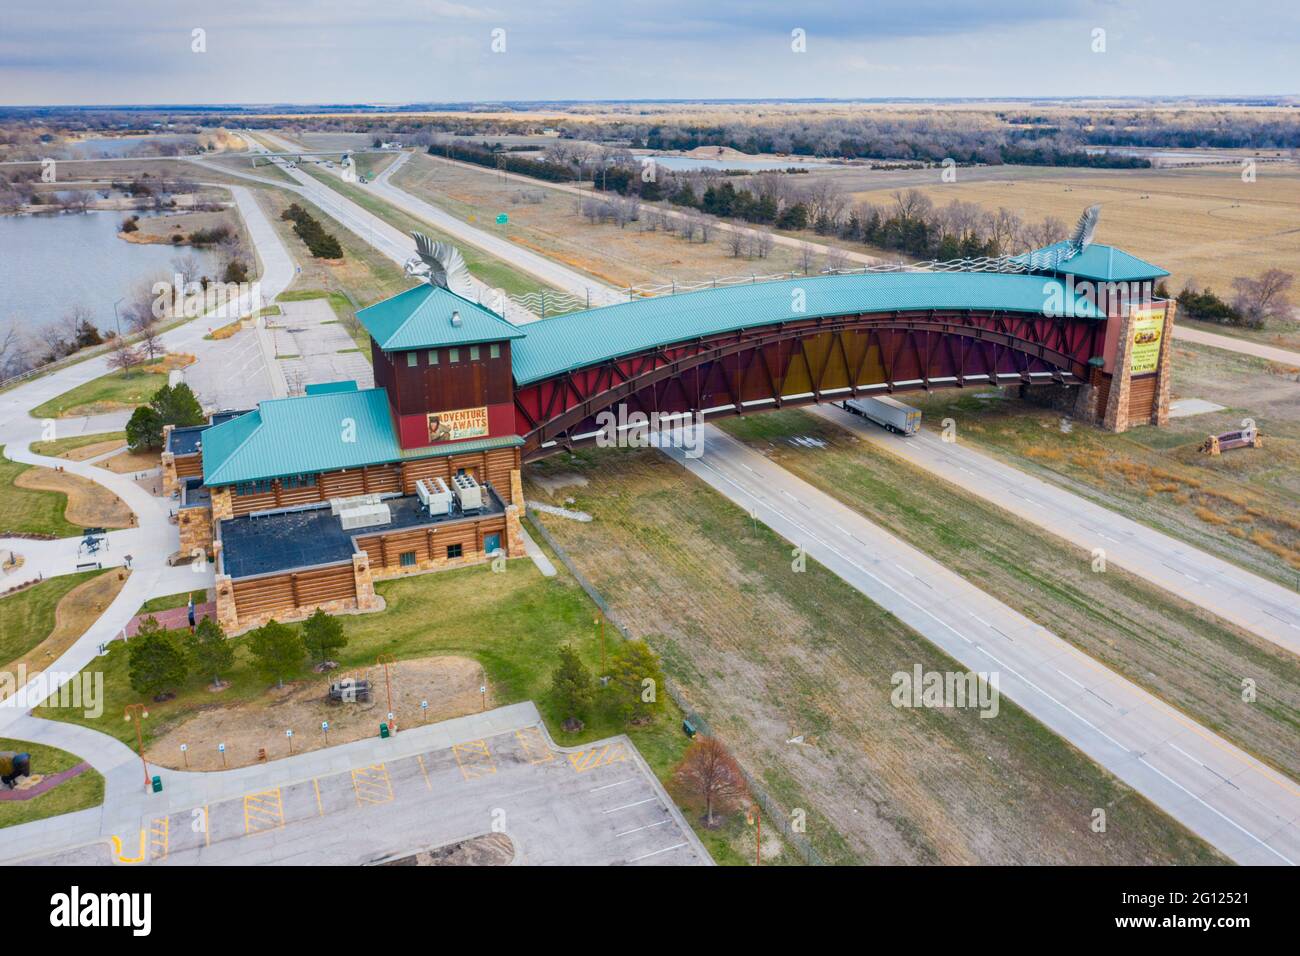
526,447,1224,865
13,466,134,529
3,569,129,676
838,164,1300,301
391,152,810,288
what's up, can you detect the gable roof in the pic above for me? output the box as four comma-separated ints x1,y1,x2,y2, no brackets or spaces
355,283,524,352
202,388,400,486
509,270,1105,386
1013,242,1169,282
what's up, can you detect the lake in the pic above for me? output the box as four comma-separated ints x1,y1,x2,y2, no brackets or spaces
69,135,197,158
638,155,844,172
0,210,221,340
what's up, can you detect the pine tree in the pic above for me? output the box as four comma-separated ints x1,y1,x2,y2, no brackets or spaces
188,616,234,688
302,607,347,663
608,640,665,724
128,619,189,699
550,644,594,727
247,619,306,689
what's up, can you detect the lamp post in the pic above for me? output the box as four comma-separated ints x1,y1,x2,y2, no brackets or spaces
112,296,125,338
123,704,149,789
376,654,395,726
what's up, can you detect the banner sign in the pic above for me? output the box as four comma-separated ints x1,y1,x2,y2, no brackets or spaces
1129,308,1165,374
427,406,489,443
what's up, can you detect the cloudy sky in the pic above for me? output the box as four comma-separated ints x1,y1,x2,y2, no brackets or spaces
1,0,1295,105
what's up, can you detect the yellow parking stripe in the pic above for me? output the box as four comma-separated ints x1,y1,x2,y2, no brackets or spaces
243,788,284,834
149,816,169,861
453,739,497,780
351,764,394,806
567,742,629,773
516,727,553,764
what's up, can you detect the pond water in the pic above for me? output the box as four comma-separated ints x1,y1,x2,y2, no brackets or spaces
0,210,221,338
69,135,197,158
638,154,843,172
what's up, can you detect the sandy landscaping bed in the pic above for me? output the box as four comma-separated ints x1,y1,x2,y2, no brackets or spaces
7,569,130,676
13,467,134,528
145,655,492,771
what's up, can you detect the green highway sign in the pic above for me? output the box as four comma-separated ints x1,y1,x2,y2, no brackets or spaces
496,213,508,225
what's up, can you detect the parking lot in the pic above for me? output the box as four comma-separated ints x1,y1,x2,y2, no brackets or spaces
21,722,709,867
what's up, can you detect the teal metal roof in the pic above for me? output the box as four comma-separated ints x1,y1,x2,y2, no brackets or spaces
305,380,358,395
1013,242,1168,282
396,434,523,459
356,283,524,351
203,388,399,486
510,271,1105,386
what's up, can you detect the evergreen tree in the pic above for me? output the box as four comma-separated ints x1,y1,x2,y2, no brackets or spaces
247,619,306,689
550,644,594,726
608,640,665,724
188,616,234,687
128,619,189,699
302,607,347,663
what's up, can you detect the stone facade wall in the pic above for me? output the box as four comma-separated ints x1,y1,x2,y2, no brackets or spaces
161,451,178,498
178,505,213,560
1102,311,1135,433
1149,299,1177,427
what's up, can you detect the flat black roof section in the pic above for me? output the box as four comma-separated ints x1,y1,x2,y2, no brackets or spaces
167,425,205,456
219,490,504,579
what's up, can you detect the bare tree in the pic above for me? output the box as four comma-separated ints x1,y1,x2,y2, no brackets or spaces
752,229,774,260
675,737,748,828
106,338,143,377
725,227,749,258
823,247,850,273
171,253,202,287
136,321,164,362
798,242,818,275
1231,269,1296,329
987,207,1023,255
697,216,715,244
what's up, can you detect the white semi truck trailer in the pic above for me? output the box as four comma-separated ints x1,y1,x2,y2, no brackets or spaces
842,395,922,436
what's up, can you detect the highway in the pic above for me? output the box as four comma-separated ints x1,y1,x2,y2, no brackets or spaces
657,425,1300,865
810,403,1300,656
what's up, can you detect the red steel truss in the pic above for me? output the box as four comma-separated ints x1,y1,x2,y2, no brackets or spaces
514,308,1103,459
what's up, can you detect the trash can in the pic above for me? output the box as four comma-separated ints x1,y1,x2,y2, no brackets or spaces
379,722,390,739
682,719,697,738
151,775,163,793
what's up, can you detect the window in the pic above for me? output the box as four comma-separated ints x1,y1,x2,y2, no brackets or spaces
406,352,418,367
448,348,459,363
282,473,318,489
469,345,480,361
446,543,463,560
489,343,500,359
399,551,417,568
427,349,439,365
234,479,273,496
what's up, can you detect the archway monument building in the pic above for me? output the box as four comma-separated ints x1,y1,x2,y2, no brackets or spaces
161,226,1173,631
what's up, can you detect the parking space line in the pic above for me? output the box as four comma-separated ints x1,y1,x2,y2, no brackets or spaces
515,727,553,764
452,740,497,780
244,789,285,834
603,797,657,815
617,819,671,838
313,779,324,816
629,842,688,863
417,754,432,790
352,764,395,805
203,807,210,846
568,742,630,774
590,778,636,793
149,817,169,861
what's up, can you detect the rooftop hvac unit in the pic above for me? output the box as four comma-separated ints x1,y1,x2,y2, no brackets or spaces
330,494,382,515
451,473,482,513
417,476,453,516
338,502,392,530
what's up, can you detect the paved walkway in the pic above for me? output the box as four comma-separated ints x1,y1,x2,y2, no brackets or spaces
810,404,1300,655
0,184,295,735
1174,325,1300,365
0,762,91,801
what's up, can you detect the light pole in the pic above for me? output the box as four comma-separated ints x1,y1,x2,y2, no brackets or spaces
123,704,150,789
376,654,395,726
112,296,125,338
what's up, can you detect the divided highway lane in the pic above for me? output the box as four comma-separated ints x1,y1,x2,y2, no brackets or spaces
809,404,1300,656
657,425,1300,865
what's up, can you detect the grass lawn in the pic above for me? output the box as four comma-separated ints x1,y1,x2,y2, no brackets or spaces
137,589,209,616
0,446,84,538
721,409,1300,778
30,432,126,458
0,737,104,830
39,556,750,864
526,446,1227,865
0,570,106,668
29,363,170,419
